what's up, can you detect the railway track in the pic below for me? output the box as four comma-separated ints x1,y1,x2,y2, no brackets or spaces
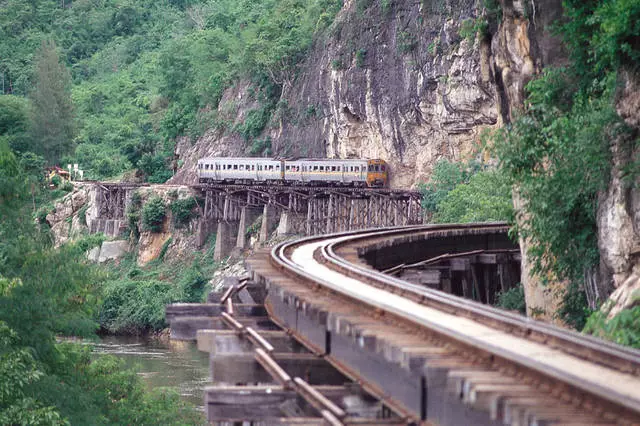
244,223,640,425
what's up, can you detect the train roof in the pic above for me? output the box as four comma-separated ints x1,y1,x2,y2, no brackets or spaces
198,157,385,162
199,157,277,161
287,158,372,162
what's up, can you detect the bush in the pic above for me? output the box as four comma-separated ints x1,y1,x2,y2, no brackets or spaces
99,279,178,333
397,30,417,54
495,284,526,314
141,197,166,232
170,197,197,228
356,49,367,67
178,267,208,303
433,170,513,223
584,306,640,348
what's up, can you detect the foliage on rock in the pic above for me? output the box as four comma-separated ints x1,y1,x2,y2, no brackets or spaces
141,197,166,233
170,196,198,228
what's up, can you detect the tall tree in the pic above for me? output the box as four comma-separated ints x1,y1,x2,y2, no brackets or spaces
29,39,75,165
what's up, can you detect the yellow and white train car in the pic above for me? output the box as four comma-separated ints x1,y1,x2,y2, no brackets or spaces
197,157,283,184
284,159,369,186
197,157,389,187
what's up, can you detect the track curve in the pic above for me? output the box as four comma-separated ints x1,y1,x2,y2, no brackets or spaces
256,223,640,424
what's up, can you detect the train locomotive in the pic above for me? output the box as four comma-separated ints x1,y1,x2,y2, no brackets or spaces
197,157,389,187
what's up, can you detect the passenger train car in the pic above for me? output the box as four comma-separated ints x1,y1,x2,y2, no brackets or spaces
197,158,389,187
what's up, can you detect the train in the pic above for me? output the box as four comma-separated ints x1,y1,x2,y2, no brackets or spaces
197,157,389,187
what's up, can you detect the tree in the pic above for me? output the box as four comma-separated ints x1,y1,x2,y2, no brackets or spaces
0,95,31,153
29,40,75,166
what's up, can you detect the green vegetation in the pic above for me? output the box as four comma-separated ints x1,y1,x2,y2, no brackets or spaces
0,140,203,424
29,40,76,165
397,30,417,54
356,48,367,67
458,17,487,42
433,170,513,223
495,284,526,315
141,196,166,232
99,252,214,334
490,0,640,330
584,306,640,348
1,0,342,180
419,159,512,224
170,196,198,228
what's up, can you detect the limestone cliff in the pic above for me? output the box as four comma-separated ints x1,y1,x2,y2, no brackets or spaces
171,0,499,188
596,68,640,318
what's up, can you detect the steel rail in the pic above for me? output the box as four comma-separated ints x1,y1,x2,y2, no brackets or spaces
269,224,640,418
323,225,640,368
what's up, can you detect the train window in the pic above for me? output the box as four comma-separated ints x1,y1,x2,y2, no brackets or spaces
381,165,386,171
239,165,244,171
216,164,220,170
319,166,324,171
276,165,280,170
258,165,262,171
286,166,290,171
331,166,336,172
313,166,318,171
375,165,380,171
232,165,237,170
269,165,273,171
251,165,255,171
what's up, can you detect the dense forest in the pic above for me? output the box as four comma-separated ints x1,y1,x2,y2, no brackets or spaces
1,0,342,180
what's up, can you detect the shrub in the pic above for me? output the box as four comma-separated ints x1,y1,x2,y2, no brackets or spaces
99,279,178,333
178,266,208,303
35,204,53,224
170,197,197,228
397,30,417,54
495,284,526,314
141,197,166,232
236,107,271,141
249,137,272,156
433,170,513,223
584,306,640,348
458,17,487,42
356,49,367,68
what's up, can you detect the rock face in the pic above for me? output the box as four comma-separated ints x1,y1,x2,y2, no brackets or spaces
87,240,130,263
171,0,499,188
596,68,640,317
46,185,92,246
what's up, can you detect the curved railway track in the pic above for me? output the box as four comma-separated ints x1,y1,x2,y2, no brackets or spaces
246,223,640,425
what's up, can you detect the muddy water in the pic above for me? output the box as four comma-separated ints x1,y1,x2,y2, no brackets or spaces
93,336,210,409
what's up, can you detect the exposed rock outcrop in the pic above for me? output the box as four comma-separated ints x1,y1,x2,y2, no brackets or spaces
596,68,640,316
171,0,499,188
46,185,92,246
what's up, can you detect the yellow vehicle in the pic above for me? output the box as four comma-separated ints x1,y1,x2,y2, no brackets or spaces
366,159,388,187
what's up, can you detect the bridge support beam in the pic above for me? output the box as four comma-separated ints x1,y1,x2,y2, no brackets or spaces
236,206,262,250
213,221,239,261
277,211,305,236
259,204,278,242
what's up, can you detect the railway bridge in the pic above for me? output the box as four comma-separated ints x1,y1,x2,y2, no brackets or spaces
166,224,640,425
89,182,423,260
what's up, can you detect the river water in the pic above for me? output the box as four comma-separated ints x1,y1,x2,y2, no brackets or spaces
93,336,210,410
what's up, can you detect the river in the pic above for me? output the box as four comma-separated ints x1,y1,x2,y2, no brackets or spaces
93,335,210,410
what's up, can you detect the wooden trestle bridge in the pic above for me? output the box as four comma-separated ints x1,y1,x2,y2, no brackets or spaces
89,182,423,260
